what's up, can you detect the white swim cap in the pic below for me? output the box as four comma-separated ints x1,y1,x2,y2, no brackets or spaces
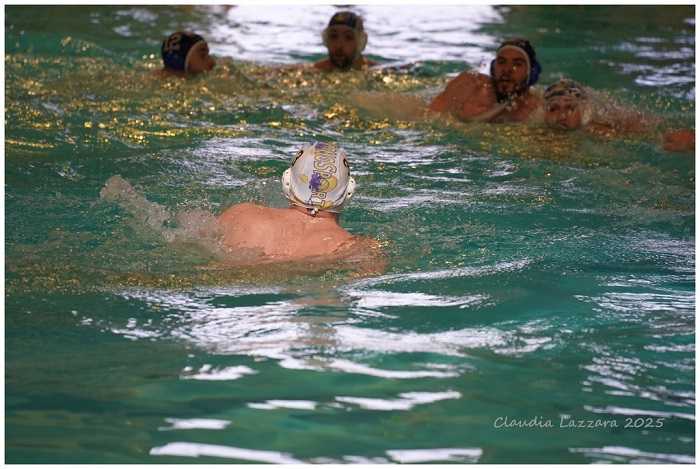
282,142,356,214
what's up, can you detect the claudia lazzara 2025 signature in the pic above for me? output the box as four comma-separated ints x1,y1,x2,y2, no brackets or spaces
493,415,666,430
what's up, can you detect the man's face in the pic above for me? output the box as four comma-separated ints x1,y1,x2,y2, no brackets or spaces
326,25,357,70
545,96,583,130
187,41,216,74
492,48,530,98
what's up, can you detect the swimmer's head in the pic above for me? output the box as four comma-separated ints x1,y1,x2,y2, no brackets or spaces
544,79,592,130
490,38,541,101
161,31,216,74
322,11,368,71
282,142,356,215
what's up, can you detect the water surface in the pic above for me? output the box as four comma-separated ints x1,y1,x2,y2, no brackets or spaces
5,5,695,464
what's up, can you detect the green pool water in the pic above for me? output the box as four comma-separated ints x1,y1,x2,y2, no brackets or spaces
5,5,695,464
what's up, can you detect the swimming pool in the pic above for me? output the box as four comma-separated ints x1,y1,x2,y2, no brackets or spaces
5,5,695,463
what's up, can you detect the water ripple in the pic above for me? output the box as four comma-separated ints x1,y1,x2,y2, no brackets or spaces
150,442,303,463
570,445,694,464
335,390,461,411
386,447,483,463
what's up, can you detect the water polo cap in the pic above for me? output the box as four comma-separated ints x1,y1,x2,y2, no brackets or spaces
161,31,206,72
490,38,542,87
544,78,592,125
282,142,356,215
544,79,587,101
321,11,368,57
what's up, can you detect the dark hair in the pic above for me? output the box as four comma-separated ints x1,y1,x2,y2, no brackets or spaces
161,31,205,71
327,11,364,32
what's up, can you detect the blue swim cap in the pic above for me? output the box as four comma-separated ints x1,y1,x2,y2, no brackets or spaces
161,31,205,72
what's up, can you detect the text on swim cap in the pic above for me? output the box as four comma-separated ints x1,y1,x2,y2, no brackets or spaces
308,143,338,208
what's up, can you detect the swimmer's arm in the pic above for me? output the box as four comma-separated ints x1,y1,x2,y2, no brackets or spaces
429,72,500,122
662,128,695,152
313,59,334,71
588,108,694,152
338,236,388,277
626,113,695,152
350,91,428,121
428,72,481,109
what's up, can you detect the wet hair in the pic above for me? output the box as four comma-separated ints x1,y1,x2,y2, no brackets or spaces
327,11,364,31
490,37,542,86
161,31,205,72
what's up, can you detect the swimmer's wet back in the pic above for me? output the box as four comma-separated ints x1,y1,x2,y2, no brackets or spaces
5,5,695,464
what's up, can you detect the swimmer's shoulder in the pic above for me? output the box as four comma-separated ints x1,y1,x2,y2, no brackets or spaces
313,59,334,71
218,201,268,220
449,71,491,88
525,88,545,123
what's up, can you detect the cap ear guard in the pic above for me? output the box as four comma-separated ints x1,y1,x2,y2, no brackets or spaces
282,168,293,201
345,177,356,201
528,60,541,86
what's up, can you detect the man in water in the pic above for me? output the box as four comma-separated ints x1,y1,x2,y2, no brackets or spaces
429,38,543,123
314,11,377,72
217,141,382,265
157,31,216,77
101,142,385,273
543,78,695,152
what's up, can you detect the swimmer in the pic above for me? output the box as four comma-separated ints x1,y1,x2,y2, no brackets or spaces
101,142,385,274
157,31,215,77
217,141,382,265
429,38,543,123
314,11,377,72
544,78,695,152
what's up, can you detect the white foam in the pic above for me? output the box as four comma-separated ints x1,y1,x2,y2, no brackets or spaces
150,442,302,463
336,390,461,411
326,359,460,379
248,400,317,411
387,447,483,463
570,445,694,464
181,365,258,381
158,418,231,431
